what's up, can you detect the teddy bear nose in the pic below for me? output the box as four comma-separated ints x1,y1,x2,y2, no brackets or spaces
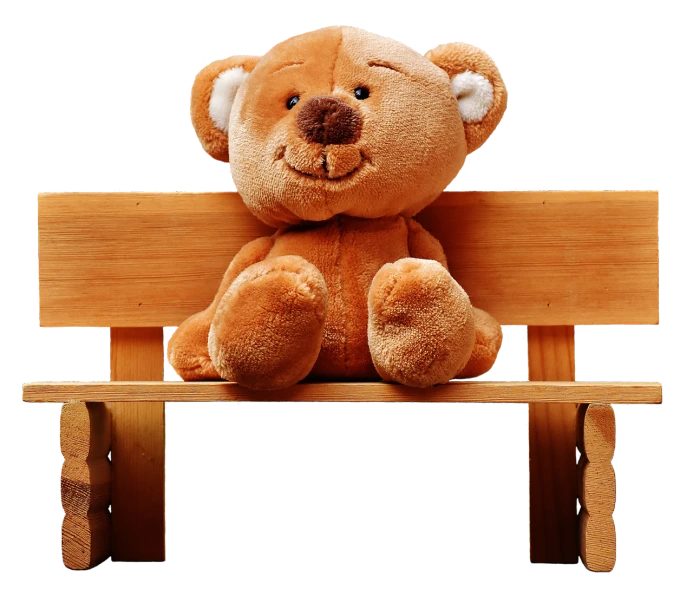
296,96,362,145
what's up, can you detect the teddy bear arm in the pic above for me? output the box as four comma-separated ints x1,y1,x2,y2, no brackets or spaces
405,218,449,268
208,236,276,311
167,236,274,380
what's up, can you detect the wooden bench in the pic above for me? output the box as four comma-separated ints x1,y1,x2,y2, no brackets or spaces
23,190,660,572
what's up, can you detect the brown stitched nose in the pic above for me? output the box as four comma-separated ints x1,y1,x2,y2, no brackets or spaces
296,96,362,145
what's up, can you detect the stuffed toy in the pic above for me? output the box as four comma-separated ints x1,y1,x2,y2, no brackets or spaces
168,26,507,390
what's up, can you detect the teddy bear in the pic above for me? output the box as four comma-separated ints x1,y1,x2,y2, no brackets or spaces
168,26,507,390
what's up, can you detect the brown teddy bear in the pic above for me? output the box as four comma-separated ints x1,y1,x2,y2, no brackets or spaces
168,26,507,390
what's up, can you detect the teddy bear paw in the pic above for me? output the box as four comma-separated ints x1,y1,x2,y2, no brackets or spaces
367,258,476,388
208,255,328,390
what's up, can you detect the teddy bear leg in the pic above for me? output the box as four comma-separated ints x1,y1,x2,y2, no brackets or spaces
208,255,328,390
368,258,476,388
456,308,503,379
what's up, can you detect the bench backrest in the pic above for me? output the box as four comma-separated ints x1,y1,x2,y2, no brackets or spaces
37,191,659,327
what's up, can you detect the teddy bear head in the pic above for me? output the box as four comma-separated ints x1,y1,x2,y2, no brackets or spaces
191,27,506,227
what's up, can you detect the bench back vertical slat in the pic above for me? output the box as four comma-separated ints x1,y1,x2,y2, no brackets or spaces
527,326,578,564
109,327,165,562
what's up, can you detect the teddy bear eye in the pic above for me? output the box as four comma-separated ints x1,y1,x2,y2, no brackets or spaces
354,87,370,100
286,95,300,110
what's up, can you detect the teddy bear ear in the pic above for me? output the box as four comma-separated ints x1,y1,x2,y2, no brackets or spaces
425,43,507,153
190,56,261,162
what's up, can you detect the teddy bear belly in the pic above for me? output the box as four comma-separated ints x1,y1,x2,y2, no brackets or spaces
267,215,411,379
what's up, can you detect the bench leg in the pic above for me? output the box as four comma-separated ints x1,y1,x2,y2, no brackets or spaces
61,402,111,570
527,326,578,563
578,403,616,571
108,327,166,562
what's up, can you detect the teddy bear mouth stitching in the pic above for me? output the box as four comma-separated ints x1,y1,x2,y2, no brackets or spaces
276,146,371,181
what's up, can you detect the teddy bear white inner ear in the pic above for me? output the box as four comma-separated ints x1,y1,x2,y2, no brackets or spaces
451,71,494,124
209,66,249,133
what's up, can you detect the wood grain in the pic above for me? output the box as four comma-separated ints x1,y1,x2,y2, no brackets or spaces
578,403,617,572
528,326,578,563
60,402,111,570
23,380,662,404
38,191,659,327
109,328,165,562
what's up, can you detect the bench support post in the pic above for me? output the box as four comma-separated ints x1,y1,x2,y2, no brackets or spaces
528,326,578,563
578,403,616,571
61,402,111,569
108,327,165,561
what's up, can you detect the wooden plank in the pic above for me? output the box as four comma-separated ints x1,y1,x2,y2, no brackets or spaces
39,193,270,328
578,403,617,572
421,192,658,325
23,380,663,404
528,326,578,563
108,327,165,562
38,191,659,327
60,402,111,570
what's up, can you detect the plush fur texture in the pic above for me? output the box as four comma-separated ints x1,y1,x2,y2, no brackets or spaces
209,67,249,133
170,27,507,390
451,71,495,123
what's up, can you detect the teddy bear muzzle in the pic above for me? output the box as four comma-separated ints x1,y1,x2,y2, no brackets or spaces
279,96,366,181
